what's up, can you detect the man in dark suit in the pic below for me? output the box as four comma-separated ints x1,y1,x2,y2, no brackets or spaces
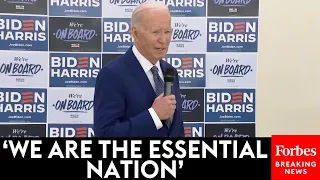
93,2,184,137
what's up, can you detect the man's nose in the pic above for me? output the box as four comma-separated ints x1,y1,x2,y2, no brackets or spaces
158,33,167,44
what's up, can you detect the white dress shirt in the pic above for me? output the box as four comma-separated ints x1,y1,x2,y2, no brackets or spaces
132,45,164,130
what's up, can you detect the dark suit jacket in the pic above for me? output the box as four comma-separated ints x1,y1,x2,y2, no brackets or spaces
93,46,184,137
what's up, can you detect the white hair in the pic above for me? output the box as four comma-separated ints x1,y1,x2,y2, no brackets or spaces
131,2,170,29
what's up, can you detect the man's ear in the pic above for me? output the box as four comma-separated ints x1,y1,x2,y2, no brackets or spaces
131,26,139,43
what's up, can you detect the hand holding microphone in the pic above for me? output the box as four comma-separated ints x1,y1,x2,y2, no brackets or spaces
152,93,176,120
152,68,175,121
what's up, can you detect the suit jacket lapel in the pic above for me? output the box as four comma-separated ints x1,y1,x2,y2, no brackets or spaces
160,59,167,77
124,47,157,104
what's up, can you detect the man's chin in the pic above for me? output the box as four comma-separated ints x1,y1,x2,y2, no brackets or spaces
156,54,166,61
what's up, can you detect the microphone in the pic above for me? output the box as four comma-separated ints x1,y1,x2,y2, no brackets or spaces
164,68,174,96
163,68,175,124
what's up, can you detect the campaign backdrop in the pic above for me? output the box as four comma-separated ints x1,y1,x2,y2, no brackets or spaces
0,0,259,138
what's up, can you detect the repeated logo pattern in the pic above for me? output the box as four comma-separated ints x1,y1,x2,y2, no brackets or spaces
0,0,259,137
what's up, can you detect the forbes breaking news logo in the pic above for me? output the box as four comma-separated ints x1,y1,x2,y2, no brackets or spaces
49,0,102,17
49,53,101,87
274,145,316,175
103,18,132,52
155,0,206,17
183,123,204,137
0,15,48,51
207,18,258,52
163,54,205,87
48,124,94,137
0,88,47,123
205,89,255,122
272,135,320,178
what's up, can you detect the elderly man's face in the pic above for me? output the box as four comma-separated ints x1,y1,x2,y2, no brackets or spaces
133,9,172,63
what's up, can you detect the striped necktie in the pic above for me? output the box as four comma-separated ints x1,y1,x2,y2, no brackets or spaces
150,66,164,96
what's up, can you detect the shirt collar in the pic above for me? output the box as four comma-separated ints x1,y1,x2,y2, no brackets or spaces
132,45,161,74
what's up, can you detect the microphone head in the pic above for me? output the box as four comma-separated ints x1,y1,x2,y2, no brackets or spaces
164,68,175,83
